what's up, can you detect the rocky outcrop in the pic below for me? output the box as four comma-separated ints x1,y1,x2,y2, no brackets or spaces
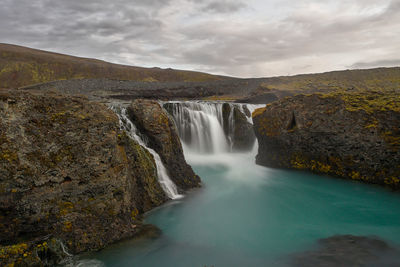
253,91,400,189
222,103,256,151
292,235,400,266
0,90,197,265
127,99,201,191
236,92,279,104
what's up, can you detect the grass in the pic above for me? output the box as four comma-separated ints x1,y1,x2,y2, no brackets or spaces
0,43,228,88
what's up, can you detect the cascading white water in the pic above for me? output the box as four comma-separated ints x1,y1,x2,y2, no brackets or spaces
166,102,229,153
112,106,182,200
165,101,263,154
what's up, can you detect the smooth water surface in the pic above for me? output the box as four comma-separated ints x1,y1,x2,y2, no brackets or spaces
84,150,400,267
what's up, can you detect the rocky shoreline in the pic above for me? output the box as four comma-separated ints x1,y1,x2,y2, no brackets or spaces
0,90,200,265
253,91,400,190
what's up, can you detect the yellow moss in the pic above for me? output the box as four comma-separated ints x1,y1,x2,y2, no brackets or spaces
316,161,331,173
322,91,400,114
63,221,73,232
381,131,400,147
350,171,361,180
291,155,307,169
131,208,139,220
384,176,400,185
292,156,332,173
59,202,74,216
158,114,169,127
252,107,266,118
0,243,29,262
0,150,18,162
51,111,66,118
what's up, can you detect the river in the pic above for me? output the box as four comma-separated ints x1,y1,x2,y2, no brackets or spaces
78,102,400,267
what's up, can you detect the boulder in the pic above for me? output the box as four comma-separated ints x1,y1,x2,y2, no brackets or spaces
253,91,400,189
292,235,400,266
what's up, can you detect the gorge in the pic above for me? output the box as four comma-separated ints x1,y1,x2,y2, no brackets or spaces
76,100,400,267
1,45,399,267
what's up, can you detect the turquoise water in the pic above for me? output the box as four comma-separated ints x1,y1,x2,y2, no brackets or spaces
84,151,400,267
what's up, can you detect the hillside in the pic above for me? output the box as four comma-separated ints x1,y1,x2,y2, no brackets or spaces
0,43,228,88
1,44,399,101
257,67,400,93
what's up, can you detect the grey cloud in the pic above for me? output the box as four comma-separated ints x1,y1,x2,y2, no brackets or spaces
351,59,400,69
201,0,246,13
173,0,400,75
0,0,399,77
0,0,167,58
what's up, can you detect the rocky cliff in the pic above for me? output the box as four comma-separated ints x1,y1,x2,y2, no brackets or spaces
253,91,400,190
127,99,201,190
222,103,255,151
0,90,199,265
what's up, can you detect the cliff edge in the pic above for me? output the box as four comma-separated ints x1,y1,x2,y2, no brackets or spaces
253,91,400,190
0,90,199,265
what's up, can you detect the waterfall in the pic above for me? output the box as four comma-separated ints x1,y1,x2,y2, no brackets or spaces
164,101,263,154
111,106,182,200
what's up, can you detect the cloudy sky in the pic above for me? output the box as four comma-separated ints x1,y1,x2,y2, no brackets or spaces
1,0,399,77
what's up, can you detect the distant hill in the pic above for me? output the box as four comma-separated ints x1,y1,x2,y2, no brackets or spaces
0,43,229,88
1,43,399,99
257,67,400,93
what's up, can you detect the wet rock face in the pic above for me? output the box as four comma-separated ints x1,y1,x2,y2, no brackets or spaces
127,99,201,191
253,92,400,189
222,103,256,151
0,90,167,264
292,235,400,267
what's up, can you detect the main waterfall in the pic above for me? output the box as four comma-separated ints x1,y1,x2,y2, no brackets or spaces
164,101,263,154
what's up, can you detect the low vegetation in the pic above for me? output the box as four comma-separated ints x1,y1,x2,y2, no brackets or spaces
0,44,227,88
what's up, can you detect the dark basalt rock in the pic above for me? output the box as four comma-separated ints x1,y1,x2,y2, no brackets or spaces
253,92,400,189
291,235,400,267
236,92,279,104
231,107,256,151
221,103,256,151
0,90,173,265
222,103,232,137
127,99,201,191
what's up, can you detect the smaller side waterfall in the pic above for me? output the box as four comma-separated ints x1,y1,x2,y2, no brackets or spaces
112,106,182,200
